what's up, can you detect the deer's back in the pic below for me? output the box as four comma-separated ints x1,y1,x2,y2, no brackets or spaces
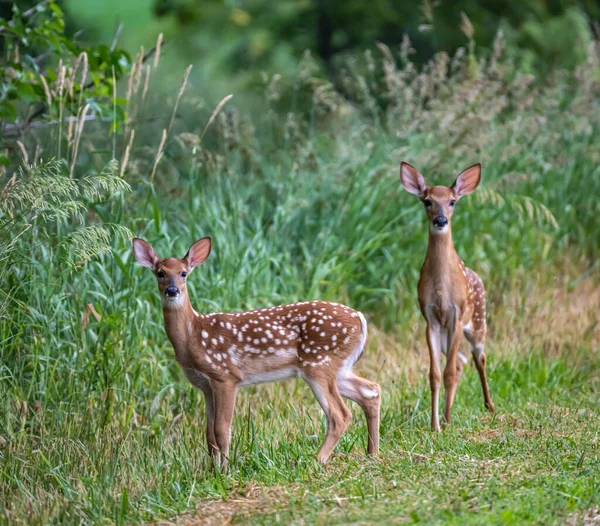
181,301,366,385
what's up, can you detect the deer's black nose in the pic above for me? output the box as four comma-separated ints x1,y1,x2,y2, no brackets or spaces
165,286,180,297
433,216,448,228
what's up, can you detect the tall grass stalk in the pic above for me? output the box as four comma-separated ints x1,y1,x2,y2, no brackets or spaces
168,65,192,134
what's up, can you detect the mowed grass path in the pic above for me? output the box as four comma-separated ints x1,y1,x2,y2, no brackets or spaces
148,348,600,526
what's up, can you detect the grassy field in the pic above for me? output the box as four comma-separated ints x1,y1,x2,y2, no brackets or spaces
2,313,599,525
182,352,600,525
1,31,599,525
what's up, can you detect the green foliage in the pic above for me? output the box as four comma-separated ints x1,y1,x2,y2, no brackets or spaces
0,1,130,162
63,0,598,101
0,158,132,319
502,6,594,73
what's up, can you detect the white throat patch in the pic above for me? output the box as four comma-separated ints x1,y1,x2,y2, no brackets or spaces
430,223,449,235
161,294,186,308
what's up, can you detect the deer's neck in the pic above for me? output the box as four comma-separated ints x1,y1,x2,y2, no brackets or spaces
424,229,459,274
161,295,197,357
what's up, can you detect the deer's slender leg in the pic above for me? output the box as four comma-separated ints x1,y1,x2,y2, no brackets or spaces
211,380,237,470
455,352,466,382
463,325,495,413
201,386,219,460
304,374,352,463
425,323,442,432
443,315,463,426
472,344,494,412
438,325,465,382
337,373,381,455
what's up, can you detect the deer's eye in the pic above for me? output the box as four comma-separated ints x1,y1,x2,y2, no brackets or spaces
157,270,165,279
424,199,432,208
181,271,187,278
450,199,456,207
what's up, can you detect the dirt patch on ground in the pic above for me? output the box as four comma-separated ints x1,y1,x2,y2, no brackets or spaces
148,485,292,525
568,506,600,525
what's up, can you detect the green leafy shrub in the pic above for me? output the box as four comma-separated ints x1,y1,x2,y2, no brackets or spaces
0,1,130,164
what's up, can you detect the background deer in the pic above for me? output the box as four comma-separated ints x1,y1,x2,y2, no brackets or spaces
400,162,494,431
132,237,380,467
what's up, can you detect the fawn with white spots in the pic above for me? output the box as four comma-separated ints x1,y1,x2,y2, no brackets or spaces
133,237,380,467
400,162,494,431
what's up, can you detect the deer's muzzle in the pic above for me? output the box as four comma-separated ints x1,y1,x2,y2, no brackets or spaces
165,286,180,297
433,216,448,228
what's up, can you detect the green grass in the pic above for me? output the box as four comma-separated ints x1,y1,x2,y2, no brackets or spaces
1,29,600,525
1,349,598,524
244,355,599,525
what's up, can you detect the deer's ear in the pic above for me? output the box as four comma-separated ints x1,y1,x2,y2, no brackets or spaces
185,237,212,269
400,162,427,197
451,163,481,197
132,238,159,269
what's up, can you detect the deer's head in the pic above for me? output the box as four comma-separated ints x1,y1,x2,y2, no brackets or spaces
132,237,212,307
400,162,481,234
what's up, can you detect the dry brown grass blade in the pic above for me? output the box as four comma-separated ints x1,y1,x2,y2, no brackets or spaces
82,303,102,328
120,129,135,177
133,47,145,98
142,66,152,102
69,103,91,178
198,94,234,144
16,141,28,165
40,74,52,107
168,65,192,134
150,129,168,184
460,12,475,40
154,33,163,69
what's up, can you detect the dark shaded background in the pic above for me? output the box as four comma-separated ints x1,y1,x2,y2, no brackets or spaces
4,0,598,99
